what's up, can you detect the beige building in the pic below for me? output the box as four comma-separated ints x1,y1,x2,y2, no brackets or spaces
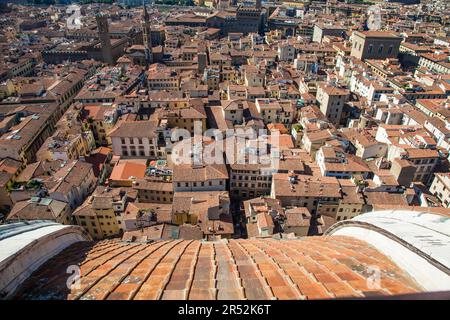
255,99,295,126
132,178,174,204
301,129,336,160
81,104,118,146
73,195,123,240
230,149,305,200
243,197,280,238
221,99,246,125
316,84,350,125
282,207,312,237
335,180,366,222
341,129,388,160
430,172,450,208
109,120,163,159
47,160,96,210
0,79,15,100
230,163,273,199
402,148,440,185
0,105,57,164
6,197,72,224
147,67,180,91
204,67,221,91
390,158,416,187
173,163,228,192
312,23,346,43
37,130,95,162
161,104,207,135
271,173,341,215
172,191,233,240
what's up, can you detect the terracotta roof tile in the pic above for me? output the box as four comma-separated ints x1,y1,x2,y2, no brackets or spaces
15,237,422,300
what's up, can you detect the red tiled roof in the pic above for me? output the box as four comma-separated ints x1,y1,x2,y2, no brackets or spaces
109,161,147,182
15,236,420,300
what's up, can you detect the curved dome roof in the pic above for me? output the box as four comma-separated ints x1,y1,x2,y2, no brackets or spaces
326,210,450,291
0,221,91,299
3,210,450,300
14,236,421,300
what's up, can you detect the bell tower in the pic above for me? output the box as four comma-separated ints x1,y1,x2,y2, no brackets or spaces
141,2,153,65
96,13,114,65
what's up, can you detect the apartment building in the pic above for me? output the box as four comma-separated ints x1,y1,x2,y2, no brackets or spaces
81,104,118,146
229,148,306,200
221,99,246,124
334,180,366,222
282,207,312,236
109,120,163,159
430,172,450,208
37,129,95,162
243,197,282,238
341,129,388,160
418,53,450,75
6,197,72,224
350,74,395,102
147,67,180,91
400,148,440,184
242,66,265,87
0,105,57,164
72,185,133,239
277,42,296,61
316,84,350,125
132,178,174,204
173,163,228,192
316,146,372,179
390,158,416,187
47,160,97,210
160,104,207,135
271,173,341,215
230,163,273,199
255,99,295,126
375,107,404,125
244,196,313,238
312,23,346,43
172,191,233,240
73,196,122,240
204,67,221,91
302,129,336,160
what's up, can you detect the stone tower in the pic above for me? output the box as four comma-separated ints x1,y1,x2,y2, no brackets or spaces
141,2,153,65
197,52,207,74
96,14,114,65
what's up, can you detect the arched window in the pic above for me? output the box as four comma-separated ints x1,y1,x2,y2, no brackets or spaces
388,45,394,54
